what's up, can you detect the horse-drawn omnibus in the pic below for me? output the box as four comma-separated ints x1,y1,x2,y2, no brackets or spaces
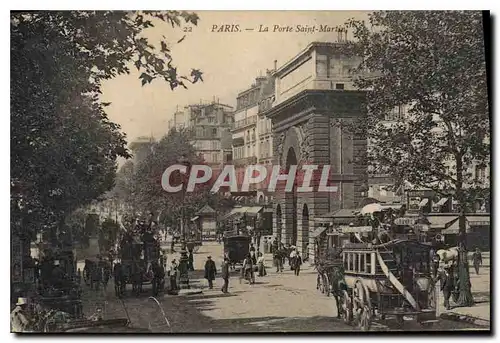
116,230,161,296
316,225,437,331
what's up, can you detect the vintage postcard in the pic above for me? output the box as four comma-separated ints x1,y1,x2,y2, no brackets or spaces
10,10,491,333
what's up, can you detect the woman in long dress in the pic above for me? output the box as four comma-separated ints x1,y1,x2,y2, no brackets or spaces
257,252,266,277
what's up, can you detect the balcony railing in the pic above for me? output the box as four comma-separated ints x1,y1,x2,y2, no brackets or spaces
233,156,257,167
233,116,257,130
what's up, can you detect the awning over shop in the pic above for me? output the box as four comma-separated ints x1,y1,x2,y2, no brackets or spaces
316,208,359,224
310,226,328,238
426,215,459,229
380,204,403,211
442,220,470,234
220,206,263,221
419,198,429,207
436,216,489,234
341,226,373,233
466,216,490,226
434,198,449,207
246,206,263,215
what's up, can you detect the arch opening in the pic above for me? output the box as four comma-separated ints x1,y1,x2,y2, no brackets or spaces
285,147,298,246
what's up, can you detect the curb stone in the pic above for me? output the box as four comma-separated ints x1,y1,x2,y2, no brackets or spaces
439,312,490,328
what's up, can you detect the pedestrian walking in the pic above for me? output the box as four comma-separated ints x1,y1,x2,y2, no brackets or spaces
221,257,230,293
188,250,195,271
273,248,283,273
289,246,297,271
11,298,32,332
241,254,255,284
435,263,455,310
204,255,217,289
169,259,178,291
257,252,267,277
294,252,303,276
472,247,483,275
250,244,257,265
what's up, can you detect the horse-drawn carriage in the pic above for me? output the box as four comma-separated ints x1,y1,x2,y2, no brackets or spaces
317,239,437,331
223,233,251,267
116,231,161,296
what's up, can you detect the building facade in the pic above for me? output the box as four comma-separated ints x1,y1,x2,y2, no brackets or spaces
262,42,368,257
167,109,189,131
231,71,276,204
184,101,234,167
129,136,156,166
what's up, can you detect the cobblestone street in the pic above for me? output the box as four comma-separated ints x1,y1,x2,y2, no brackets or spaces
79,242,489,332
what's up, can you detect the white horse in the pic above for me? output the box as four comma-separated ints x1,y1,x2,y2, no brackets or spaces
436,247,459,264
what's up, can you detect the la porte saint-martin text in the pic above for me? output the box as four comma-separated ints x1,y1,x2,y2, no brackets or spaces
211,24,337,34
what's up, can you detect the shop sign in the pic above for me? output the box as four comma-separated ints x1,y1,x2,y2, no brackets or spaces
407,190,435,198
341,226,372,233
394,217,416,226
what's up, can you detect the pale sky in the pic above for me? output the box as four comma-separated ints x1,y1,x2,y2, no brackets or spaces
100,11,370,143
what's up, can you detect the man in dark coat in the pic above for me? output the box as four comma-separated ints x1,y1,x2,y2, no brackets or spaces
188,250,195,271
472,248,483,275
221,257,230,293
204,256,217,289
294,252,303,276
435,264,455,310
151,261,165,296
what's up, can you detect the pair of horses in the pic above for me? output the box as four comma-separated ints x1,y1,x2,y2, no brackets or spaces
316,262,348,319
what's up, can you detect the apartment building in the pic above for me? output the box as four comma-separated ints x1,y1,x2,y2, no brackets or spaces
184,101,234,167
167,109,188,131
129,136,156,166
232,70,275,204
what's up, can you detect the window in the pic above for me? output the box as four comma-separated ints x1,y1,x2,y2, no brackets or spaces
366,253,372,274
335,83,344,90
360,254,365,273
212,128,217,136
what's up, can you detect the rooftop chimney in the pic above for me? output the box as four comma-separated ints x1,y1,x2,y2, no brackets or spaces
274,60,277,70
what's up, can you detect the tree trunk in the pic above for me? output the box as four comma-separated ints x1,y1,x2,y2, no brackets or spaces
454,154,474,307
456,211,474,307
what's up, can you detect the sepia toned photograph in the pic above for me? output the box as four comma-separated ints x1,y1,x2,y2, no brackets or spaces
10,9,491,333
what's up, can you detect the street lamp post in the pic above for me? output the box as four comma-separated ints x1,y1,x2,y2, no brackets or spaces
177,155,191,290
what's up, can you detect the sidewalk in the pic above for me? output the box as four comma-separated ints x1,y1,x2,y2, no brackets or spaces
438,266,491,327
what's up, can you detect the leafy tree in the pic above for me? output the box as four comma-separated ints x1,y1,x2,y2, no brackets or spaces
112,160,136,208
340,11,489,306
11,11,202,241
131,129,211,225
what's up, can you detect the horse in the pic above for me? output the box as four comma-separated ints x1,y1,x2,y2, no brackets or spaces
436,247,459,264
131,262,143,296
326,265,348,318
113,262,126,297
102,263,111,292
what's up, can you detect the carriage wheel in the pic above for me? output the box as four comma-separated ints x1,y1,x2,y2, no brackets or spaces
340,290,353,324
353,281,372,331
